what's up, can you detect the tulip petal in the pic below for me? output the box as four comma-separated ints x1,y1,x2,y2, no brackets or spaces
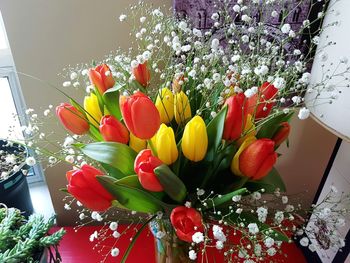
231,136,257,176
252,152,277,180
68,185,111,211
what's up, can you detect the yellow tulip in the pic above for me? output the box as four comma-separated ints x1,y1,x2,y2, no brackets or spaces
237,114,257,146
181,116,208,162
231,136,256,176
174,91,191,125
151,124,178,165
129,132,147,153
155,88,174,124
84,93,102,126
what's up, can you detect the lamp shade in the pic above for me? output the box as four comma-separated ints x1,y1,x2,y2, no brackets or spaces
305,0,350,142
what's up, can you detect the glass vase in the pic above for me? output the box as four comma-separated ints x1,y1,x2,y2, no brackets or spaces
150,219,191,263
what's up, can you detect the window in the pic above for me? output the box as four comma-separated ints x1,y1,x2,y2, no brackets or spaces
0,11,43,183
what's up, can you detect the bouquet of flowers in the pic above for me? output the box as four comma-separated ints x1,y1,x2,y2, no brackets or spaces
19,0,350,262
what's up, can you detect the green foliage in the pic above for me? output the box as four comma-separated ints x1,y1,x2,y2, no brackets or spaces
103,84,123,120
203,188,247,210
245,168,286,193
257,111,294,139
96,175,168,213
154,164,187,203
78,142,137,176
0,208,65,263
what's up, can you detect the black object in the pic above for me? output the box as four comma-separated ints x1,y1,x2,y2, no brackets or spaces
0,140,34,217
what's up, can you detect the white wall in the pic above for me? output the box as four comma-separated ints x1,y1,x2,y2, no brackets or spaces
0,0,337,225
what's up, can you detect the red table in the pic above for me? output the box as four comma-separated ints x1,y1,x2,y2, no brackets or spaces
51,226,307,263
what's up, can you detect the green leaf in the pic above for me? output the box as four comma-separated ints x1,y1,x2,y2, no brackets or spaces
93,88,106,115
79,142,137,176
96,176,164,213
257,111,294,139
245,167,286,193
121,215,157,263
89,125,103,141
154,165,187,203
101,163,125,179
103,84,123,120
203,188,247,210
205,106,228,162
59,188,69,193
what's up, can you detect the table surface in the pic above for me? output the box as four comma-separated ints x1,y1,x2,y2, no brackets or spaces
50,225,307,263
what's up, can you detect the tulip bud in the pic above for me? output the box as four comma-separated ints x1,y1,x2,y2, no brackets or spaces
272,122,291,147
134,149,163,192
150,124,178,165
182,116,208,162
155,88,174,124
99,115,129,144
56,103,89,135
120,91,160,139
170,206,204,243
223,93,248,141
232,138,277,180
88,64,115,94
66,164,114,211
247,82,278,119
132,62,150,87
174,91,191,125
129,133,147,153
84,93,102,126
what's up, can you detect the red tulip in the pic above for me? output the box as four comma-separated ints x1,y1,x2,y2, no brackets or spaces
134,149,163,192
66,164,114,211
247,82,278,119
223,93,248,141
99,115,129,144
56,103,89,135
170,206,204,243
132,62,150,87
239,139,277,180
88,64,115,94
272,122,291,147
120,91,160,139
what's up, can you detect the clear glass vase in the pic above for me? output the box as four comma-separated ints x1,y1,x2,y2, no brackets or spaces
150,219,191,263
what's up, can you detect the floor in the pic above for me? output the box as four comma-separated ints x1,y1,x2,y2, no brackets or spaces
28,181,55,220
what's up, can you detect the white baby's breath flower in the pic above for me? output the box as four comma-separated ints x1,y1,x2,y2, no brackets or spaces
271,10,278,17
189,250,197,260
236,208,243,214
109,222,118,231
140,16,146,23
112,231,121,238
25,157,36,166
275,211,284,224
256,207,268,223
119,14,127,22
300,237,309,247
111,248,120,257
216,240,224,250
62,81,71,87
233,5,241,12
232,195,241,202
252,192,261,200
241,15,251,23
248,223,259,235
64,204,71,210
281,196,288,204
264,237,275,248
89,231,98,242
273,77,286,90
298,107,310,120
281,24,291,34
267,247,276,256
79,213,85,220
211,13,219,20
292,96,302,105
192,232,204,244
193,28,202,37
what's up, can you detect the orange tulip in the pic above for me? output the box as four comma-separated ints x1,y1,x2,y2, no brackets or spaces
238,138,277,180
99,115,129,144
272,122,291,147
223,93,248,141
247,82,278,119
88,64,115,94
56,103,89,135
132,62,150,87
120,91,160,139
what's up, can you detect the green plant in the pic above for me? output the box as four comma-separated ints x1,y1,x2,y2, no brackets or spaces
0,207,65,263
